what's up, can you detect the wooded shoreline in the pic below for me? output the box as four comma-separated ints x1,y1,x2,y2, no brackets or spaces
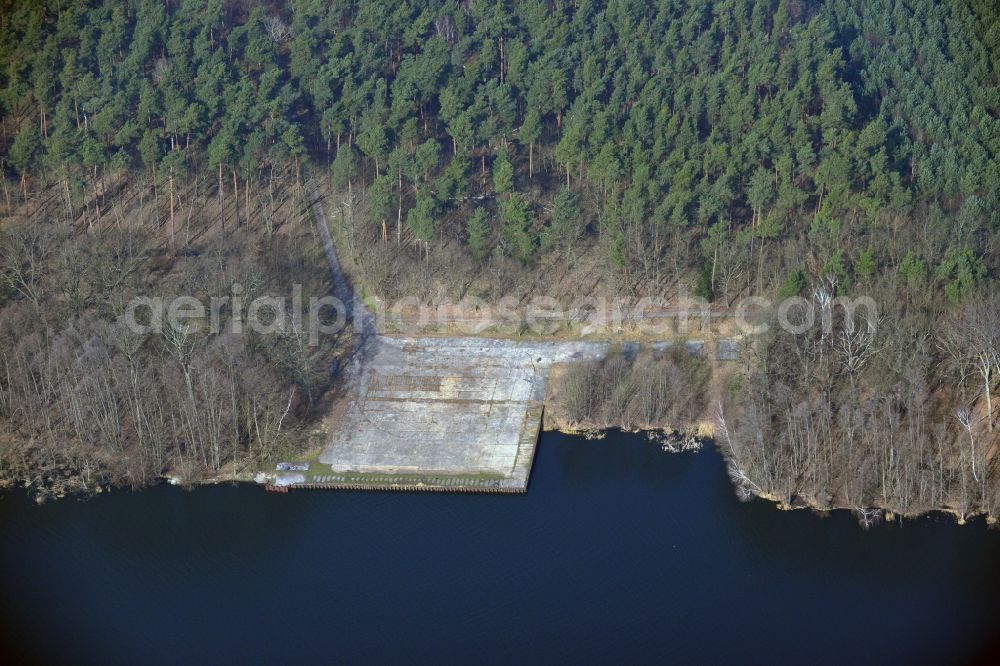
3,1,1000,521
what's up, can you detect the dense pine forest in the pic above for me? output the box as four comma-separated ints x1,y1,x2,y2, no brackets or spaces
3,0,998,292
2,0,1000,516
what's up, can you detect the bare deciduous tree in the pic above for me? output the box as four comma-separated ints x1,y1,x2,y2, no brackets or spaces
939,298,999,432
264,16,293,43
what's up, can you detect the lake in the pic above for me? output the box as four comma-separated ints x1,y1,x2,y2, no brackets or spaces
2,431,999,664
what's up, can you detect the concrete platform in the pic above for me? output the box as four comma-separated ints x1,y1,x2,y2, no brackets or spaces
311,336,606,492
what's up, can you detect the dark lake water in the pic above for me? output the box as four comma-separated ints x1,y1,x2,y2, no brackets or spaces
2,431,999,665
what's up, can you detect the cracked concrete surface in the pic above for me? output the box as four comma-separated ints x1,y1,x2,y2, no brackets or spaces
319,337,606,488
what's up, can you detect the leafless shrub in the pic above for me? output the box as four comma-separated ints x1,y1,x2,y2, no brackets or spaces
601,353,635,425
265,16,293,43
435,15,456,43
559,360,604,424
558,347,709,430
153,57,169,83
852,507,883,530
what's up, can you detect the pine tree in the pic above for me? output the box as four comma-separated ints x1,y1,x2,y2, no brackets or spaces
466,207,491,259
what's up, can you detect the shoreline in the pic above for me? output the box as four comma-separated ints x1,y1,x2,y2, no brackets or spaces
3,424,997,528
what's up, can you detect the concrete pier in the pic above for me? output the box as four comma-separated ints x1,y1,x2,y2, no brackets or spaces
296,336,606,493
